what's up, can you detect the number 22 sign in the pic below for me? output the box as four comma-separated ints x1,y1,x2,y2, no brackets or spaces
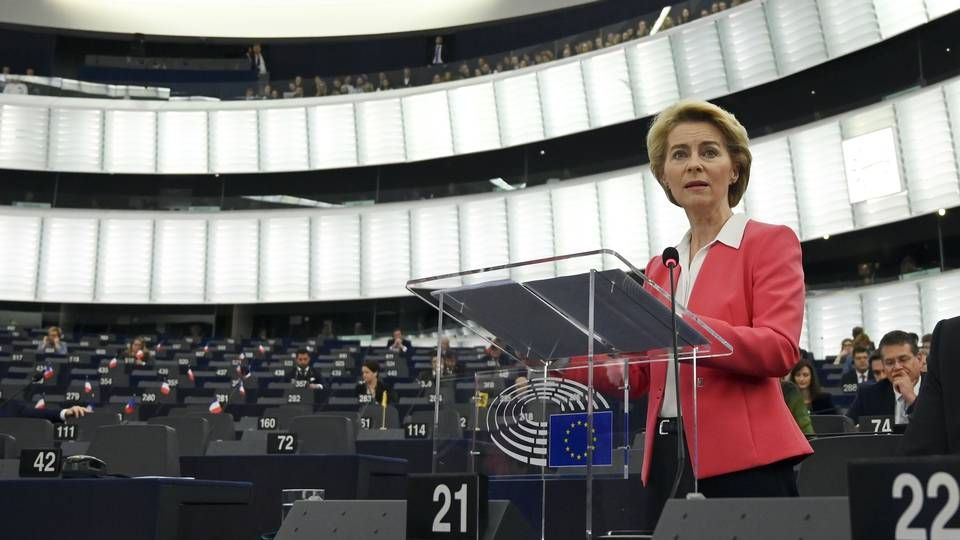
849,455,960,540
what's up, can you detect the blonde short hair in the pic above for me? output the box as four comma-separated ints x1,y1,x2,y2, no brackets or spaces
646,99,752,208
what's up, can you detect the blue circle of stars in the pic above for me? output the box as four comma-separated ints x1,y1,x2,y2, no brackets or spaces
563,419,599,462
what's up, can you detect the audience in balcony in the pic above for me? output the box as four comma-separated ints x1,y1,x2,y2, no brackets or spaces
789,358,836,415
36,326,68,355
431,36,446,65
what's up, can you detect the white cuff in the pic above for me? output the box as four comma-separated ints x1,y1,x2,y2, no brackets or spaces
59,409,68,421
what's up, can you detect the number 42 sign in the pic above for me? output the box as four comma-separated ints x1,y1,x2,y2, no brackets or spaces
407,474,487,540
849,456,960,540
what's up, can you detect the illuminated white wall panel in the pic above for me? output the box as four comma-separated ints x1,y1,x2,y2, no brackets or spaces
626,37,680,117
37,217,98,302
259,107,309,172
673,22,729,100
539,61,590,137
0,104,48,170
206,218,260,303
307,103,358,169
807,292,863,359
791,123,854,240
210,109,259,173
507,191,555,282
920,271,960,333
597,172,649,269
459,197,510,284
744,138,800,234
874,0,928,39
356,98,405,165
718,1,779,91
157,111,208,174
402,91,454,161
361,210,410,297
818,0,881,58
582,49,635,128
47,108,103,172
862,281,922,340
103,110,156,173
551,182,602,276
495,73,545,147
642,167,688,256
95,218,153,303
410,204,461,288
152,219,207,303
0,214,40,301
766,0,829,75
312,213,361,300
925,0,960,19
260,216,310,302
896,87,960,214
449,83,501,154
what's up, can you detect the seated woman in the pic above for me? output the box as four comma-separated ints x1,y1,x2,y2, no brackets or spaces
789,359,836,415
356,360,392,405
126,335,151,366
36,326,68,355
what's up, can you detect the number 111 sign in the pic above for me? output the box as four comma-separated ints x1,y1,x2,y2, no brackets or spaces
407,474,487,540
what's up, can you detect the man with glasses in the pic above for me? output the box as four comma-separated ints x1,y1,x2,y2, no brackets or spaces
846,330,923,425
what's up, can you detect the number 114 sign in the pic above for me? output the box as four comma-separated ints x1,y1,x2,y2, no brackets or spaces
848,456,960,540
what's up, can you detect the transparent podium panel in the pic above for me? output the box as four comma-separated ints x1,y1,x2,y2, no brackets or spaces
405,250,733,540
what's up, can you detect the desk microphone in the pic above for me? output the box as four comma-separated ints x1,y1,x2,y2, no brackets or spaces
662,247,688,499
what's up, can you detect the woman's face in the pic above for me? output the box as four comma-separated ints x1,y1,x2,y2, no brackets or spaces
362,366,376,385
793,367,812,390
662,121,737,214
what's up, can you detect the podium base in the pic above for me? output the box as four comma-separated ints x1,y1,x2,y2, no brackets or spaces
653,497,850,540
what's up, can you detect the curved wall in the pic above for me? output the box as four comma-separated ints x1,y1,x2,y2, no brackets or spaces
0,0,955,175
0,75,959,310
0,0,598,39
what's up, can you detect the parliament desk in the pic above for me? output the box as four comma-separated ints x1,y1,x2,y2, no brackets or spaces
0,477,251,540
181,454,407,536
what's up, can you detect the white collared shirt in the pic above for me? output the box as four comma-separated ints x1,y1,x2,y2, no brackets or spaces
660,212,749,417
893,375,922,425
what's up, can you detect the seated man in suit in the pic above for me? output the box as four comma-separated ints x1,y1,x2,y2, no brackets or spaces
284,349,324,389
902,316,960,454
1,398,88,422
847,330,923,425
840,346,874,392
385,328,414,361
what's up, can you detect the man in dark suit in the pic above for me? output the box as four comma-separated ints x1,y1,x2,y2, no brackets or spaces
1,398,88,422
840,346,874,392
386,328,414,361
847,330,923,425
284,349,324,389
902,316,960,455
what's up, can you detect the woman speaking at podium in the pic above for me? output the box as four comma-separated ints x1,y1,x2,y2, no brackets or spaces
567,99,812,518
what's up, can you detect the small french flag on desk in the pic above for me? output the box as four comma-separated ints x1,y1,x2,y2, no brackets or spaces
34,397,46,410
209,399,223,414
42,365,55,380
84,380,93,394
123,397,137,415
258,344,266,354
160,381,171,395
108,357,118,369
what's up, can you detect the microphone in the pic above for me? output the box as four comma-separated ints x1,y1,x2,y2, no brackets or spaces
0,372,44,404
662,246,688,499
662,246,680,269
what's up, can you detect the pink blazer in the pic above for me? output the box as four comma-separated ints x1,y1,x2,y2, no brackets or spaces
566,219,813,482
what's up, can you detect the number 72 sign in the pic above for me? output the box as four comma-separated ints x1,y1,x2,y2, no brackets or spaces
407,474,487,540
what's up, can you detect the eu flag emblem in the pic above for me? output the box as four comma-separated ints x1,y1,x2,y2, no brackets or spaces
548,411,613,467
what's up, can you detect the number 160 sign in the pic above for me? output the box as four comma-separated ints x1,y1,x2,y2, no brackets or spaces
849,456,960,540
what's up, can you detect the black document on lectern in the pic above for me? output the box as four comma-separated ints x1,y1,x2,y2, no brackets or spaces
431,269,708,360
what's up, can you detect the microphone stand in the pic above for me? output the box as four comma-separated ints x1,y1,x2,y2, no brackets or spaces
663,248,688,500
